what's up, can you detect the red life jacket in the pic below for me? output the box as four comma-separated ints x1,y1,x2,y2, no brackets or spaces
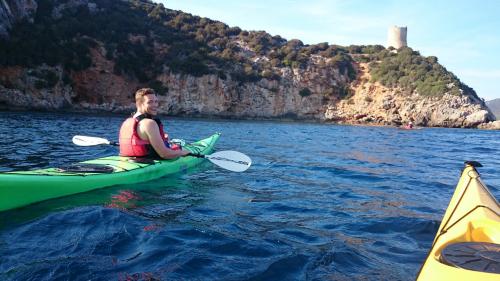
119,114,167,157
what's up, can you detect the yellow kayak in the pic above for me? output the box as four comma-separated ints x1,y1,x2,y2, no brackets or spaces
416,162,500,280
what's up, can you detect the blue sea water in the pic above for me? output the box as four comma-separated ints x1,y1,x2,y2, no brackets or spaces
0,111,498,280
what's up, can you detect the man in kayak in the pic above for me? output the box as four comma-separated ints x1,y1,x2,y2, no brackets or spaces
119,88,190,159
401,121,414,130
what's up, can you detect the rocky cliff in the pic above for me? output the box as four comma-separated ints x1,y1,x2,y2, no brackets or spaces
0,0,496,129
0,46,350,119
325,63,493,128
1,55,493,128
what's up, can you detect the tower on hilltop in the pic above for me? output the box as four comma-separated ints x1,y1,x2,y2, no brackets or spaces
387,26,407,49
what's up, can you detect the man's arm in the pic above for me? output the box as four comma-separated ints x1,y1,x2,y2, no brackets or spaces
140,119,189,159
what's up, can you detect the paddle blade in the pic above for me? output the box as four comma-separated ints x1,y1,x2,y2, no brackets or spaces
72,135,111,146
205,150,252,172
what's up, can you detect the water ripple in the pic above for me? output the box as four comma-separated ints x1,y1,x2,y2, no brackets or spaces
0,112,499,280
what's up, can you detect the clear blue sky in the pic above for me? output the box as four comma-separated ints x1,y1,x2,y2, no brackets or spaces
161,0,500,101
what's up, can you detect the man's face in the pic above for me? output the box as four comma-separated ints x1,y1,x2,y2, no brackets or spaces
140,94,159,115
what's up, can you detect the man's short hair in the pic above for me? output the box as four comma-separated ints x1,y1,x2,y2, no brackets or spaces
135,88,156,104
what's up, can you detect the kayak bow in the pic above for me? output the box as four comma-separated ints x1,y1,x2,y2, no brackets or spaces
416,162,500,280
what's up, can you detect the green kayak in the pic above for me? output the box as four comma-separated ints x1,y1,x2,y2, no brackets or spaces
0,133,220,212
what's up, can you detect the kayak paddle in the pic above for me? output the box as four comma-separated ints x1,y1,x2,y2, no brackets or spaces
72,135,118,146
187,151,251,172
72,135,251,172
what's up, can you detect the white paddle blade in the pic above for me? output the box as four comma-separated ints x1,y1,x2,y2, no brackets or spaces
205,150,252,172
72,135,111,146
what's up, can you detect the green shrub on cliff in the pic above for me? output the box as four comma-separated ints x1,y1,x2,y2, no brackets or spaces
33,69,58,89
299,87,312,97
148,80,169,95
368,47,475,98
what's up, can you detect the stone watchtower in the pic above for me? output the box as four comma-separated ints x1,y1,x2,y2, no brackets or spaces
387,26,407,49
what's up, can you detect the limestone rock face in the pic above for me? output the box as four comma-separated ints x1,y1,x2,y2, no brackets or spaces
0,48,494,128
478,120,500,130
327,89,493,128
0,46,344,118
154,62,347,120
464,110,490,127
324,63,494,128
0,65,73,109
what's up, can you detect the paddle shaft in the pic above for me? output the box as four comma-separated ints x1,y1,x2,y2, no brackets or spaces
187,153,250,165
73,135,251,172
74,139,228,162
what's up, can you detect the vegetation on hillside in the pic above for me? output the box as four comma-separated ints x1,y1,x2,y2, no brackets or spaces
0,0,355,86
350,45,477,98
0,0,476,99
